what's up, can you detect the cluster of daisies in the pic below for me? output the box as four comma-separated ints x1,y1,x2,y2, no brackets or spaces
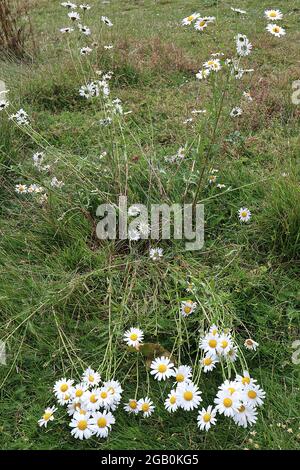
39,368,122,439
265,9,286,37
122,325,265,431
181,13,215,32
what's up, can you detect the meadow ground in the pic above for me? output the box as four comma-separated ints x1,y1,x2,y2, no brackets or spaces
0,0,299,450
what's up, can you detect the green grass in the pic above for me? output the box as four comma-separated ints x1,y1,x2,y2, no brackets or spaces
0,0,300,450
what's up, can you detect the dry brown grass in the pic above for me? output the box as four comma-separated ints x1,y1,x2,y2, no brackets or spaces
116,36,198,74
0,0,36,59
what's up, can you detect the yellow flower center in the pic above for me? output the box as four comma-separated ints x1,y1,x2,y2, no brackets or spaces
208,339,217,348
228,387,236,395
203,413,211,423
183,391,193,401
100,391,108,399
223,398,233,408
176,373,185,382
77,420,87,431
88,375,94,382
184,306,192,314
43,412,52,421
129,400,137,409
75,389,83,397
212,329,218,335
203,357,212,366
170,396,176,404
158,364,167,373
130,333,138,341
242,376,250,385
97,417,107,428
187,15,194,22
248,390,257,399
238,405,246,413
142,403,150,412
199,20,206,27
90,394,98,403
221,340,228,348
270,11,276,17
241,211,247,217
64,393,70,401
79,409,86,415
274,27,280,33
60,384,68,392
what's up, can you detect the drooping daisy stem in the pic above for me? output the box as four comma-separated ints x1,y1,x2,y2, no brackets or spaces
192,69,231,211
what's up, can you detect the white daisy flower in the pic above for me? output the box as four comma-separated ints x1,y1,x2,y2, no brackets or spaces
238,207,251,222
124,399,139,414
61,2,77,8
230,106,243,117
103,380,123,405
83,389,101,411
0,99,9,111
79,3,91,10
53,378,74,399
123,327,144,348
73,382,89,401
217,183,226,189
237,40,252,56
38,406,57,428
50,176,64,188
32,151,44,166
90,410,115,438
99,117,112,126
174,365,192,384
197,405,217,431
15,184,28,194
181,13,200,26
236,370,257,387
68,11,80,21
28,184,44,194
101,16,113,27
164,390,178,413
67,401,85,416
244,338,259,351
176,382,202,411
82,367,101,387
218,380,242,396
9,108,29,125
196,69,210,80
194,18,209,31
266,24,286,37
149,247,163,260
60,27,74,33
69,411,94,440
264,10,283,21
201,354,218,373
227,346,239,362
138,397,155,417
80,46,92,55
180,300,197,318
203,58,222,72
78,24,91,35
242,384,266,408
233,403,258,428
104,44,114,50
199,332,219,357
128,228,140,241
214,390,240,417
217,334,233,356
150,356,175,381
209,324,219,336
98,386,114,408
